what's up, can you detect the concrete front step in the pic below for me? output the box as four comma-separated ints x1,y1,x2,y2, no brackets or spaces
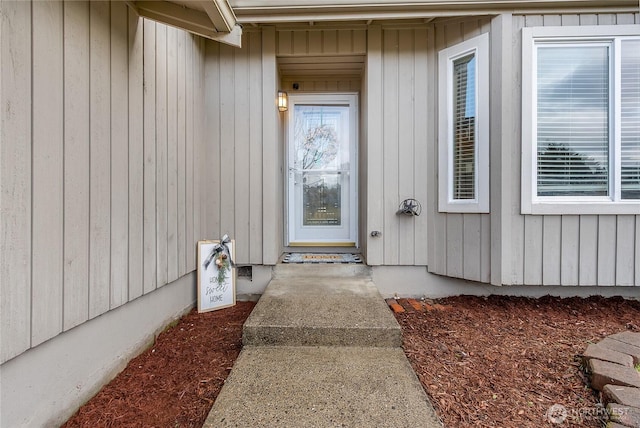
243,276,402,347
273,262,372,279
203,346,442,428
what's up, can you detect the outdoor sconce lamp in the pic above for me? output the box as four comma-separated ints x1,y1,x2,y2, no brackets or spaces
278,90,288,112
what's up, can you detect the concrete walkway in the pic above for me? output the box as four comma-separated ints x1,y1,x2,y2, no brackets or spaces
204,264,442,427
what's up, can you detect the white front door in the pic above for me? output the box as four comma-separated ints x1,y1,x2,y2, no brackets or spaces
287,93,358,246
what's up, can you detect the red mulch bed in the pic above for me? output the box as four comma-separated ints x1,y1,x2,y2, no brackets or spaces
63,302,255,428
394,295,640,427
62,296,640,427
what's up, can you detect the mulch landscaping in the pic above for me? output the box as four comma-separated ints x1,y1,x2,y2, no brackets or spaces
393,295,640,427
62,296,640,427
63,302,255,428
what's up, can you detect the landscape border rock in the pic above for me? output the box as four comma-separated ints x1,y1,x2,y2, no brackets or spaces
582,332,640,427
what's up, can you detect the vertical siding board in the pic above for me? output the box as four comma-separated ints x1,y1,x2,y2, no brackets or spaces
128,9,144,300
192,38,201,242
322,30,337,54
177,30,187,277
461,19,479,39
308,30,322,55
523,216,543,285
616,14,636,25
1,0,32,362
156,24,168,287
204,40,221,239
463,215,482,281
220,44,235,237
292,30,307,55
579,215,598,286
579,15,598,25
382,29,399,265
636,216,640,286
597,216,617,286
31,0,64,345
561,14,580,25
542,216,561,285
560,216,579,286
353,29,366,54
89,0,111,317
110,2,129,308
249,31,264,264
366,25,384,265
505,15,523,285
338,29,352,53
429,24,446,275
143,19,157,294
444,22,463,47
480,214,491,282
616,216,635,286
489,13,517,286
166,27,179,283
185,35,195,272
262,26,280,264
413,28,429,265
597,14,616,25
234,39,250,264
543,15,562,26
63,0,90,329
397,29,415,265
277,30,292,55
479,17,492,34
446,214,464,278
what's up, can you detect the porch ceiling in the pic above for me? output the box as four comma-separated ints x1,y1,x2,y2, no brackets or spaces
129,1,243,47
229,0,639,24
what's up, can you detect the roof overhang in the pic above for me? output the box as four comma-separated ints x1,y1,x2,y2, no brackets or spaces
229,0,639,24
127,1,242,47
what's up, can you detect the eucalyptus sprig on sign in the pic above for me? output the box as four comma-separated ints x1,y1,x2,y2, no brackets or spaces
215,252,230,286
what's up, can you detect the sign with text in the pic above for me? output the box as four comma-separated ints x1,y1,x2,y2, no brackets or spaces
197,240,235,313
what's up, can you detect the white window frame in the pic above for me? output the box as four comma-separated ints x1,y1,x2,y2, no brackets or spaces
438,33,490,213
521,25,640,215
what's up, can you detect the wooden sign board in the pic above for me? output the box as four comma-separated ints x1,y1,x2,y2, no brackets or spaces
197,240,236,313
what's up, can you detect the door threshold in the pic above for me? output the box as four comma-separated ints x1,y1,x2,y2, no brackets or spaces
288,242,356,247
283,246,360,254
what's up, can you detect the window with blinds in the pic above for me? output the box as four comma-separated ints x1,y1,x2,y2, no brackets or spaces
438,32,489,213
522,26,640,214
536,44,610,197
622,40,640,200
453,54,476,200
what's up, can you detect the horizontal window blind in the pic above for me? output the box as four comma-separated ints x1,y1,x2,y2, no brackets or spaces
453,54,476,200
536,45,609,196
621,40,640,200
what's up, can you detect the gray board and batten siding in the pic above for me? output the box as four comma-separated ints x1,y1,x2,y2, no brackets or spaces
3,3,640,367
0,1,209,363
425,12,640,288
509,13,640,287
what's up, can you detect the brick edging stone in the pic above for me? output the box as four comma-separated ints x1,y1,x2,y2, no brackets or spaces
582,332,640,428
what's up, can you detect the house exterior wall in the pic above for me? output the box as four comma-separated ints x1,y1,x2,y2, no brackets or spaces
504,11,640,286
0,0,207,363
1,1,211,424
202,27,283,266
427,17,493,282
365,24,430,266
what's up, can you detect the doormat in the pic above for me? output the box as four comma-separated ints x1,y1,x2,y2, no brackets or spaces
282,253,363,264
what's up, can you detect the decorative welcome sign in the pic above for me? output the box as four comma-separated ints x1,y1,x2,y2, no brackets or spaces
197,237,235,313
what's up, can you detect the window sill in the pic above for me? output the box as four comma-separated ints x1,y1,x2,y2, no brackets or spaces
522,201,640,215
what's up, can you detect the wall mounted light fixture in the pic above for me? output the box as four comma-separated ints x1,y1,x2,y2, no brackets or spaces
278,90,288,112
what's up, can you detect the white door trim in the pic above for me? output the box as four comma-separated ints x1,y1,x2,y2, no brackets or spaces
285,93,359,247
